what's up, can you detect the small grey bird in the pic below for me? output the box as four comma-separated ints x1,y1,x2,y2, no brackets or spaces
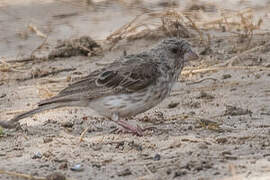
0,38,198,136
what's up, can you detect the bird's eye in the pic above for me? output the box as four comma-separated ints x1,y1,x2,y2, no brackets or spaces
171,47,178,54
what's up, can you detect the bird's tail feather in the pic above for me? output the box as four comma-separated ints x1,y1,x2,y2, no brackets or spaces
0,98,83,129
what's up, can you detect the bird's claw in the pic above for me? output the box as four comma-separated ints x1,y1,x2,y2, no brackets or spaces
111,120,145,136
111,120,158,136
111,125,143,136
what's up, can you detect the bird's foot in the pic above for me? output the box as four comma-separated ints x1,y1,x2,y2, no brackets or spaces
111,120,157,136
112,120,144,136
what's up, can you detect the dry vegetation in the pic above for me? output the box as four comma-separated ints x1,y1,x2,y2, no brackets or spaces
0,7,268,79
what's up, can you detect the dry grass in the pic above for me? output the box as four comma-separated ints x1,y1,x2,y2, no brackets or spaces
116,8,266,78
105,8,263,51
182,65,270,76
0,59,26,73
203,8,262,35
106,9,195,47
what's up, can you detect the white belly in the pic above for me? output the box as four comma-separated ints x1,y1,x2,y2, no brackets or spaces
89,86,171,118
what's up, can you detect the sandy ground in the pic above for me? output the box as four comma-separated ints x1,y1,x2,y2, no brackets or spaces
1,1,270,180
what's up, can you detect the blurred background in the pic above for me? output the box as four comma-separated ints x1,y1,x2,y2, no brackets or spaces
0,0,269,58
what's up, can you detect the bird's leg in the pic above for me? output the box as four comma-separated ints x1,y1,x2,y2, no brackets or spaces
115,120,144,136
111,113,143,136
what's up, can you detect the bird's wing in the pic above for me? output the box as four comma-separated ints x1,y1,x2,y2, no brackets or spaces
39,54,162,106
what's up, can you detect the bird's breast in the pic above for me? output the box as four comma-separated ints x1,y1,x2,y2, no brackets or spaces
88,80,173,118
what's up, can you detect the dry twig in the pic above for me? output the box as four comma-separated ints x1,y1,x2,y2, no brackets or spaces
182,65,270,75
0,59,26,72
17,68,76,81
79,127,90,142
186,77,219,85
28,23,47,38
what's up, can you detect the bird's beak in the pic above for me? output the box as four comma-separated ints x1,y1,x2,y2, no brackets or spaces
184,50,199,61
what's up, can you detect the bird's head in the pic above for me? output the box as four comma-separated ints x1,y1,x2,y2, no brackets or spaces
154,38,199,68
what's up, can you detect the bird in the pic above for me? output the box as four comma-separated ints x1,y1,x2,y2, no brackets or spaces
0,38,198,136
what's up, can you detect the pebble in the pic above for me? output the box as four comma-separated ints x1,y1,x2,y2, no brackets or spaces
43,137,53,143
174,170,187,177
32,152,42,159
0,93,6,98
117,168,132,176
59,162,68,170
70,164,84,172
153,154,161,161
61,121,74,128
197,91,214,100
216,137,228,144
168,102,179,108
222,74,232,79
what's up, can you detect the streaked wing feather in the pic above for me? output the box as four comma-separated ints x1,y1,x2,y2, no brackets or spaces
39,54,161,106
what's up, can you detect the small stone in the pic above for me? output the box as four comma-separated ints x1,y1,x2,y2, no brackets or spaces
0,93,6,98
43,137,53,143
59,162,68,170
168,102,179,109
255,74,261,79
128,141,143,151
224,156,237,160
43,151,53,158
221,151,232,156
222,74,232,79
0,153,6,156
174,170,187,177
153,154,161,161
92,163,101,169
117,168,132,176
216,137,228,144
32,152,42,159
61,121,74,128
70,164,84,172
40,164,50,168
197,91,215,100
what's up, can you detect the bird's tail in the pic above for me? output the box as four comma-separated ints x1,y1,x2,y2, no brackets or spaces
0,103,64,129
0,96,85,129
